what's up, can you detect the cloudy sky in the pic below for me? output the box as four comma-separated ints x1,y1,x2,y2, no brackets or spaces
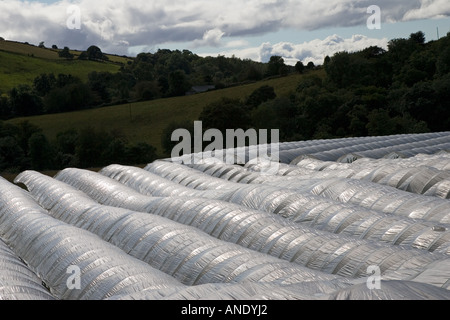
1,0,450,65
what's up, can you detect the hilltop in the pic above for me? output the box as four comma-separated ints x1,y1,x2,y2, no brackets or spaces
0,39,131,94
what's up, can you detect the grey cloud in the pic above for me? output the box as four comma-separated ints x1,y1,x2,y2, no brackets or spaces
0,0,447,57
208,34,388,66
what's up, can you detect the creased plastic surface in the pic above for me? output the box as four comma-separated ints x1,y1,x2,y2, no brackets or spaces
2,131,450,300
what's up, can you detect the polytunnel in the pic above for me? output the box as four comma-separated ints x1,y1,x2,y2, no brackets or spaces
3,131,450,300
20,167,450,290
96,164,450,256
283,131,450,163
168,132,450,165
0,238,55,300
0,176,355,300
0,177,185,300
143,159,450,224
15,171,357,293
166,152,450,222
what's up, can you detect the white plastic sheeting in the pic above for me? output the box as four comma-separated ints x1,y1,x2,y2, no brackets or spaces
119,162,450,255
23,168,450,291
0,177,185,300
4,176,343,300
288,153,450,199
168,132,450,164
13,171,450,298
3,131,450,300
15,171,358,296
281,132,450,163
26,168,448,281
0,238,55,300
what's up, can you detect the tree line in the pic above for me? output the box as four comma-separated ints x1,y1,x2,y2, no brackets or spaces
3,30,448,172
163,31,450,157
0,121,157,173
0,46,297,119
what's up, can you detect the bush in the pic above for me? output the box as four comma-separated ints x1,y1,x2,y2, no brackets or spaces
245,85,276,109
199,97,251,132
58,47,74,59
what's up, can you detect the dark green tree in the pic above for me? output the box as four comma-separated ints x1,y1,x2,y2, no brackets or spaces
126,142,158,165
75,126,110,168
16,120,43,156
44,83,93,113
245,85,277,109
133,81,161,101
33,73,56,96
267,56,286,77
366,109,396,136
306,62,315,70
79,45,109,61
251,97,298,141
199,97,251,133
168,70,191,97
0,95,11,120
295,61,305,74
28,132,54,170
58,46,74,59
410,31,426,44
9,85,43,117
436,47,450,76
0,136,27,172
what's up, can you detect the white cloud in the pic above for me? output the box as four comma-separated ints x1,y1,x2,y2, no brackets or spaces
201,34,389,66
192,28,225,48
403,0,450,21
224,39,250,48
0,0,446,56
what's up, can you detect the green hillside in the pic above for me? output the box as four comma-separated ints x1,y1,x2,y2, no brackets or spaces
7,72,312,154
0,40,128,94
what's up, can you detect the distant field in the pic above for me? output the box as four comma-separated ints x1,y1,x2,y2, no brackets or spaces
0,40,60,59
0,40,128,93
7,72,314,155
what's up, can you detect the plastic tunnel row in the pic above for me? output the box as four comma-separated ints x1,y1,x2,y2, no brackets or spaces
99,164,450,256
190,154,450,222
16,171,355,288
2,176,358,300
186,152,450,200
144,159,450,225
279,131,450,163
25,168,450,283
1,131,450,300
163,152,450,223
169,132,450,165
0,237,55,300
0,177,189,300
9,170,450,299
52,166,449,288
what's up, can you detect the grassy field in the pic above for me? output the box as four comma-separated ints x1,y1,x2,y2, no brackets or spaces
0,40,129,93
7,72,316,155
1,39,323,165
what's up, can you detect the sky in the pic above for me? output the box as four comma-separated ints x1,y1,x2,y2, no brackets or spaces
1,0,450,65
